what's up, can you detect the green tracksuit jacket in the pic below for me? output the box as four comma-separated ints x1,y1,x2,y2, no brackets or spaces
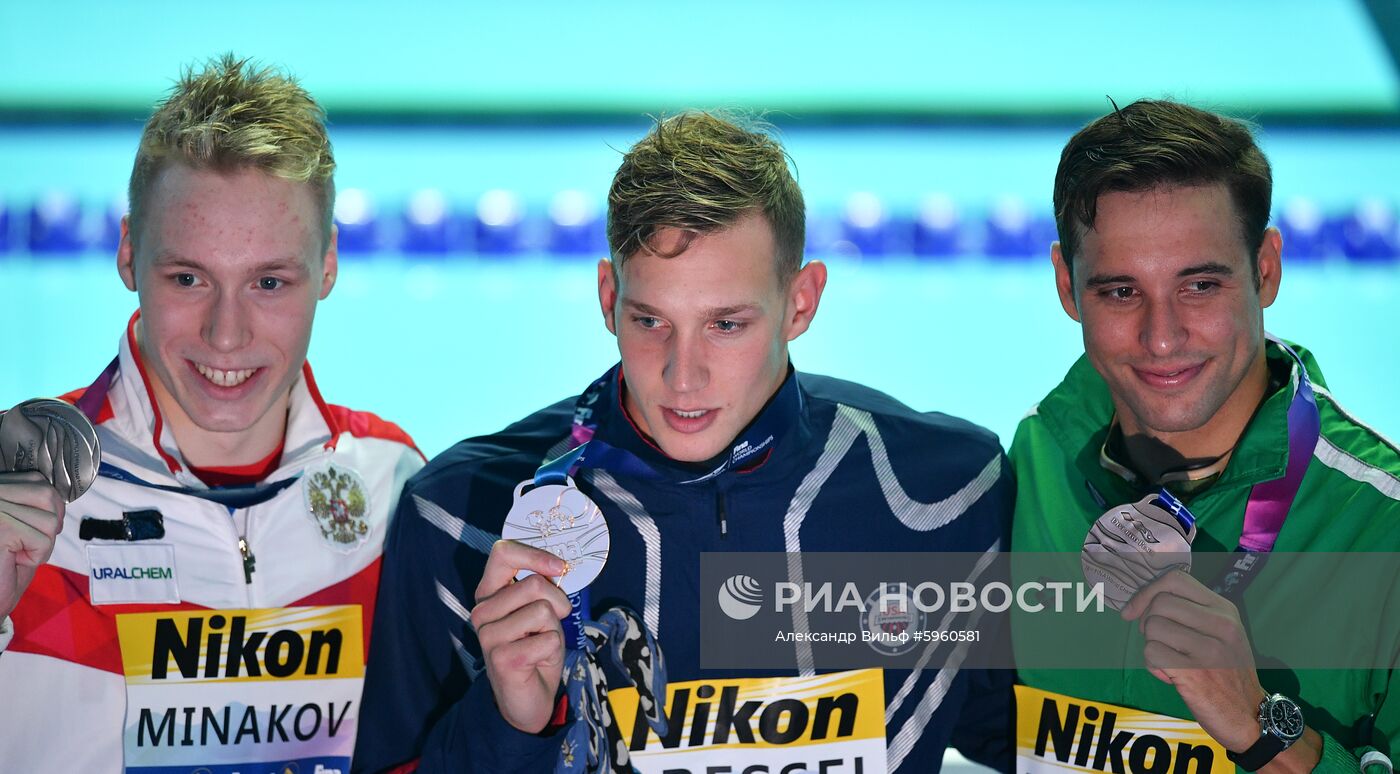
1011,339,1400,772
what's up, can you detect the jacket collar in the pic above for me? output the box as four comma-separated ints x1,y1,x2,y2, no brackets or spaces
1098,416,1236,495
1038,338,1326,497
87,311,338,487
582,362,806,485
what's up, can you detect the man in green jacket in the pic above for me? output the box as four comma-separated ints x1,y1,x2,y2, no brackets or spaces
1011,98,1400,772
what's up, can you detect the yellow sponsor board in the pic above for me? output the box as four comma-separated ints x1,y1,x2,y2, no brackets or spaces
1015,685,1231,774
609,669,887,773
116,605,364,685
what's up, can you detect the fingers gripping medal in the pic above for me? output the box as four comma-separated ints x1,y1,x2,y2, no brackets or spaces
1082,489,1196,611
0,398,101,503
502,475,610,656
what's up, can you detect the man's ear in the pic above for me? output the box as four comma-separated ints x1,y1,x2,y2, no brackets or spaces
1051,242,1081,323
597,258,619,334
783,260,828,342
1256,227,1282,309
117,215,138,292
319,224,339,300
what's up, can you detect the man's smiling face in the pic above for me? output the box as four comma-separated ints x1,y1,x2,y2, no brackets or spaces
119,163,336,462
1054,183,1281,457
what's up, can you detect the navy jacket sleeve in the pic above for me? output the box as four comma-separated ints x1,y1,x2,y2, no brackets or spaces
948,451,1016,772
882,448,1017,773
415,674,568,773
352,484,566,773
950,667,1016,772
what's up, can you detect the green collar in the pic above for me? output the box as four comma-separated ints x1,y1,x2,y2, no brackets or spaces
1037,338,1328,500
1099,418,1235,497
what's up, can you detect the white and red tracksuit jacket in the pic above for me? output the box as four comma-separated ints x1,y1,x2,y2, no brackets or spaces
0,314,424,773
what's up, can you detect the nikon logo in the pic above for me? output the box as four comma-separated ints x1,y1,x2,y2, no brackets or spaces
151,614,344,680
1035,696,1216,773
631,683,858,751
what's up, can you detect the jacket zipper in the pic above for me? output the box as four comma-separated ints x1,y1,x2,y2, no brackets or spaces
716,487,729,539
232,508,256,586
237,537,256,584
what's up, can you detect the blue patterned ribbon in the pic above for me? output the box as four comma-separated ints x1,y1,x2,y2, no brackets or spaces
555,607,668,774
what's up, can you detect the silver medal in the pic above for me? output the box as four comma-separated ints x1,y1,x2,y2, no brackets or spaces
0,398,101,503
501,475,610,596
1082,493,1195,610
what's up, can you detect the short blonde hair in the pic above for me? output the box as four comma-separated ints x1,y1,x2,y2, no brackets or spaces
127,53,335,247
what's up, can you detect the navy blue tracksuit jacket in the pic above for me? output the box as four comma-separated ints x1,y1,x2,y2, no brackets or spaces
355,366,1015,773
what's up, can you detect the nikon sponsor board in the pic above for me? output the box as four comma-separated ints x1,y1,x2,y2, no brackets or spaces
609,669,886,773
115,605,364,774
1014,685,1230,774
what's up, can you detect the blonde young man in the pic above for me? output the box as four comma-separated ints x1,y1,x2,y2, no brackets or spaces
0,56,423,772
356,113,1014,773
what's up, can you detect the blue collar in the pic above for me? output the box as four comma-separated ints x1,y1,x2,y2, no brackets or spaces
541,362,804,486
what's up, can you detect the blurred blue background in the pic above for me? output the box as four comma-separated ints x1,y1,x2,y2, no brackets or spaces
3,0,1399,461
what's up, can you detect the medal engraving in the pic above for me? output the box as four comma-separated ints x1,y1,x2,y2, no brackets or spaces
0,398,101,502
502,475,610,596
1082,492,1195,610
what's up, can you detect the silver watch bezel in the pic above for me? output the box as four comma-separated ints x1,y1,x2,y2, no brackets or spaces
1258,693,1306,746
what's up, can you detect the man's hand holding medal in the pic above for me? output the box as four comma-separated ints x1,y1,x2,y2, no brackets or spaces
1082,489,1324,765
1121,568,1270,753
476,473,613,735
0,399,100,623
472,540,574,734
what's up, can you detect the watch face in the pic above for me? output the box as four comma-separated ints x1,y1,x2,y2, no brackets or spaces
1267,697,1306,741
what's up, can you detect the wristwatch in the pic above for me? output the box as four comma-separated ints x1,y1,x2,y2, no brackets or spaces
1227,693,1306,771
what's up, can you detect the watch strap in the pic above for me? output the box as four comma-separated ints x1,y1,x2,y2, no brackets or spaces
1227,694,1304,771
1227,732,1288,771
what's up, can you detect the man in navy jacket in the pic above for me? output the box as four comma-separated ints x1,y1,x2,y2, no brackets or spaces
355,112,1015,773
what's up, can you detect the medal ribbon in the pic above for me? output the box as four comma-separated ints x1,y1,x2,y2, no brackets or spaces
75,357,302,509
531,364,796,772
1084,340,1321,602
531,364,789,645
74,357,119,422
524,450,665,774
556,607,669,774
530,364,786,647
95,461,299,508
534,440,657,488
515,364,797,770
1209,338,1320,599
549,364,794,487
1151,488,1197,535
